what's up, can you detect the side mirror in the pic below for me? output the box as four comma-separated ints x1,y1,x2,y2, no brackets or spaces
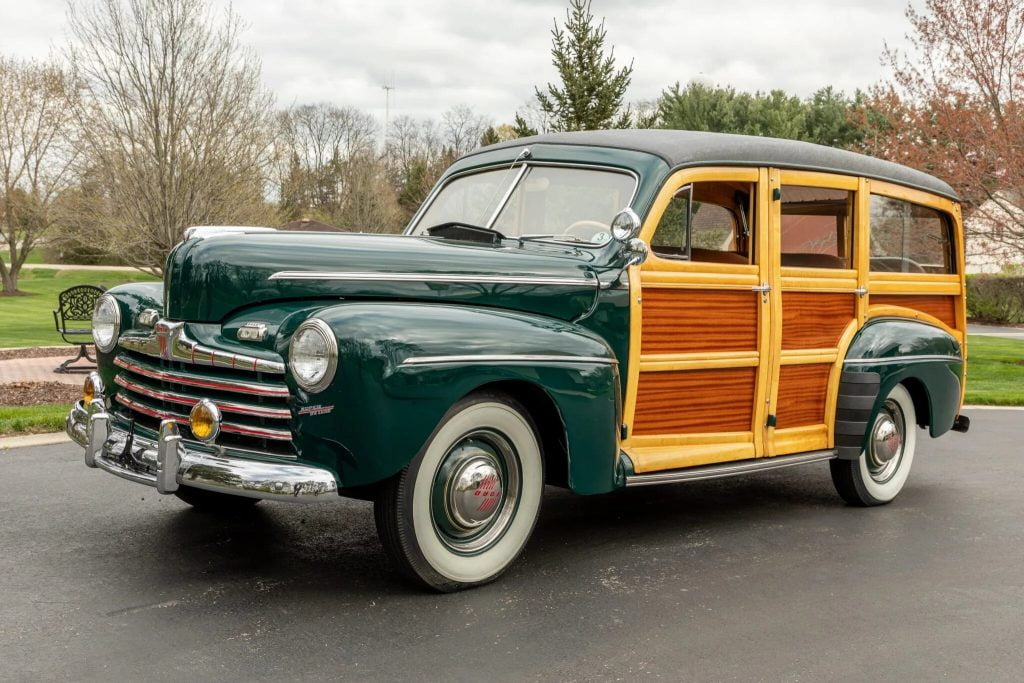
610,208,642,242
624,237,649,266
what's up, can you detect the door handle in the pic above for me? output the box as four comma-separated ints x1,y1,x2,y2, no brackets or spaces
751,284,771,292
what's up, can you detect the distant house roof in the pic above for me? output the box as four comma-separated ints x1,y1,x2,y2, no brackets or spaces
279,218,346,232
475,129,958,201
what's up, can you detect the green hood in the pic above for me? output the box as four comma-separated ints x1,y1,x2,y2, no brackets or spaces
164,232,606,323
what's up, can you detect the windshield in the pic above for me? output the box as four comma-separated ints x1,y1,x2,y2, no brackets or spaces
410,165,637,245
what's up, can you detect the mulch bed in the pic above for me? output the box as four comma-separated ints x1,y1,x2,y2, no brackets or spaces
0,346,87,361
0,381,81,407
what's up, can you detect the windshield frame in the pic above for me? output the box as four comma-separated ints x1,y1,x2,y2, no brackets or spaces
405,161,640,247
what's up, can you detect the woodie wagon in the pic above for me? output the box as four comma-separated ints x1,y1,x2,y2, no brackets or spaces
67,130,969,591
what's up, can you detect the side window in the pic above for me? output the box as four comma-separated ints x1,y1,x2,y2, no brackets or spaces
780,186,853,269
869,195,955,273
651,181,754,264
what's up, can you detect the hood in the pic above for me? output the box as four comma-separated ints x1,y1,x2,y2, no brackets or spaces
164,232,606,323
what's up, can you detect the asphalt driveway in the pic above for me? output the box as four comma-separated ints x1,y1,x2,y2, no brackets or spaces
1,409,1021,681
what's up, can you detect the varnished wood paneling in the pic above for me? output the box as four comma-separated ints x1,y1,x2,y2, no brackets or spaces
775,363,831,428
872,294,957,329
633,368,756,435
641,289,758,355
781,292,855,350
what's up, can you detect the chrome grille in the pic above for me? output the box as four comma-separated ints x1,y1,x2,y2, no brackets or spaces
111,348,295,458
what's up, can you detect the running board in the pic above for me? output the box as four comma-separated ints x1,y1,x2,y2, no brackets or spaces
623,449,838,487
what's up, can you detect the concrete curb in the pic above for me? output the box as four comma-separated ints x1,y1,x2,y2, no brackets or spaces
0,431,71,450
962,405,1024,411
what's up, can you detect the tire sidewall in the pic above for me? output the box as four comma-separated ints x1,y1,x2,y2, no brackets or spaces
857,383,917,503
401,398,544,587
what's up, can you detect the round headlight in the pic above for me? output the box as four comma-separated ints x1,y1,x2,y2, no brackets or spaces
288,319,337,393
92,294,120,353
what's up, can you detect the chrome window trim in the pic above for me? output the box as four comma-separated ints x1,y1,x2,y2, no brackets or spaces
843,354,962,366
404,161,641,244
268,271,596,287
400,354,617,367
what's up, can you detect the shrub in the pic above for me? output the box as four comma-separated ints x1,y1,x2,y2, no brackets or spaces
967,275,1024,324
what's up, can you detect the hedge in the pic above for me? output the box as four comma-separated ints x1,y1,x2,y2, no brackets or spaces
967,275,1024,324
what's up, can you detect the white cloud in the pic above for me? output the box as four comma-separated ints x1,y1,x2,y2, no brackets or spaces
0,0,915,126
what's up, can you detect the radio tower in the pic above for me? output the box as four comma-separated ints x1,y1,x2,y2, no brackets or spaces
382,77,396,155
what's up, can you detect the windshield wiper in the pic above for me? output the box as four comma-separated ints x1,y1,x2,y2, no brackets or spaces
425,222,509,246
517,234,587,244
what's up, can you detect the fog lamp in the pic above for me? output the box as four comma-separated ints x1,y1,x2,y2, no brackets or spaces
189,399,221,443
83,372,104,403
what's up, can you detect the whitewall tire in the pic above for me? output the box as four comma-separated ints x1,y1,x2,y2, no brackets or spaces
830,383,917,506
374,393,544,591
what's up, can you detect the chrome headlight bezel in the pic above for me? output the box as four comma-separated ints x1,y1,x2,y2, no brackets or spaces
92,294,121,353
288,318,338,393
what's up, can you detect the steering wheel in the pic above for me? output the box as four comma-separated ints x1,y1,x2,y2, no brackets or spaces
564,220,611,243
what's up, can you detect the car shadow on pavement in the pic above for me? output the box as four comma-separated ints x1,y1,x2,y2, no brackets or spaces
114,466,848,600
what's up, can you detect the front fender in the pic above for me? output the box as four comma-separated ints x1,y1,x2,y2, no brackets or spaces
838,318,963,458
292,302,621,493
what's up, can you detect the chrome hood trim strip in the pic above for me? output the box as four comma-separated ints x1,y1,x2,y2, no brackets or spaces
400,354,617,366
267,271,596,288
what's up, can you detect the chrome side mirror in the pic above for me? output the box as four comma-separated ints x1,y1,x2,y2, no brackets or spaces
610,208,642,242
624,237,649,266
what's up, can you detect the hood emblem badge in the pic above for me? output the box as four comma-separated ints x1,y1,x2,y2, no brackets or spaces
237,322,268,342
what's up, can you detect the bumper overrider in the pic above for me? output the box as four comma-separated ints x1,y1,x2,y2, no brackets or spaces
66,400,339,502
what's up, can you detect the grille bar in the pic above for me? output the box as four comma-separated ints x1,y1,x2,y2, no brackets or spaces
114,356,289,398
114,393,293,441
114,374,292,419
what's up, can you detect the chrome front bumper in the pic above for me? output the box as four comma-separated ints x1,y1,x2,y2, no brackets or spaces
66,401,339,502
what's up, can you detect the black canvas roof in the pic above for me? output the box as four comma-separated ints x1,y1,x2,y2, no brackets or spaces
476,130,958,201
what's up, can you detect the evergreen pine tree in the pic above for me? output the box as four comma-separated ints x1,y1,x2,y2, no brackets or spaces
534,0,634,131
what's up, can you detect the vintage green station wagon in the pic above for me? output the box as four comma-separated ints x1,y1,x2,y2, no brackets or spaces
67,130,969,591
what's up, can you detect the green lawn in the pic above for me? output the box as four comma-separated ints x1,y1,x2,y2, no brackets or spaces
0,404,67,436
0,268,159,348
965,335,1024,406
0,247,45,264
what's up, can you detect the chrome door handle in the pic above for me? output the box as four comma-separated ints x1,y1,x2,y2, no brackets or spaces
751,284,771,292
855,287,868,296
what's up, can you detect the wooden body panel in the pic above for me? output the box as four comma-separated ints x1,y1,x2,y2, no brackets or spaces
870,294,957,329
781,292,856,350
633,367,756,436
641,289,758,355
775,363,832,428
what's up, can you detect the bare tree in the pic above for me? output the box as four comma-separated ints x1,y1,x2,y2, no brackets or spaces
0,56,80,295
275,103,378,220
441,105,492,158
68,0,276,274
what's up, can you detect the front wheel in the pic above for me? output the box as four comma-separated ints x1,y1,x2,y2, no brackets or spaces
830,383,917,506
374,394,544,592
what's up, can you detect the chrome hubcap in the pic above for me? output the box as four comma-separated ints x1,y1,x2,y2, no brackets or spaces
448,456,504,529
432,431,520,554
867,399,905,483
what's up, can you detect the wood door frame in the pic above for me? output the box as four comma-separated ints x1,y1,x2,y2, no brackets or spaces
621,166,773,473
765,169,865,456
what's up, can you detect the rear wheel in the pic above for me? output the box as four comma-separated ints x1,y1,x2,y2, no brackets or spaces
830,383,917,506
374,394,544,592
174,486,260,512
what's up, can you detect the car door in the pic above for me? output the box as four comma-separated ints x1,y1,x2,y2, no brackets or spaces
764,170,866,456
622,167,773,473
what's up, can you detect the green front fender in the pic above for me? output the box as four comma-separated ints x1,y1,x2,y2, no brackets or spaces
841,318,964,447
292,302,622,494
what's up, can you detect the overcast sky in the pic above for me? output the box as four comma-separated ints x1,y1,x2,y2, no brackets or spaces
0,0,915,127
